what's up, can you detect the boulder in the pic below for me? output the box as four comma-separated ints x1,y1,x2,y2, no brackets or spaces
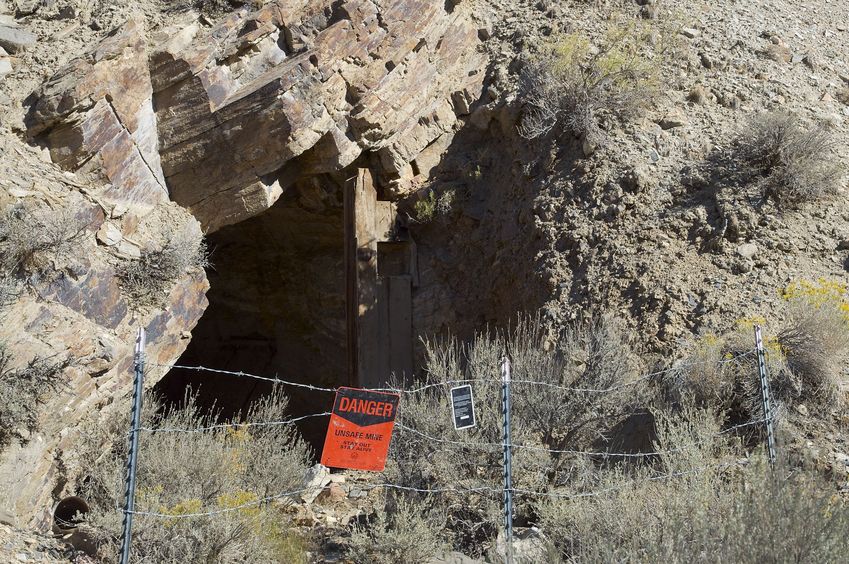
0,24,35,53
26,17,168,215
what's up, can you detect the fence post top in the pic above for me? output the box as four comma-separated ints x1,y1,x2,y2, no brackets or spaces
500,357,511,382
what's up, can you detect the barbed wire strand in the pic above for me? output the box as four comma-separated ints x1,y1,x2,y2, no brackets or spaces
135,412,333,434
124,459,737,519
394,416,770,458
151,349,756,397
150,363,338,393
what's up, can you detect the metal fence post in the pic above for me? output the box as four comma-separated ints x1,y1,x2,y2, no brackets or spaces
754,325,777,465
120,327,146,564
501,357,514,564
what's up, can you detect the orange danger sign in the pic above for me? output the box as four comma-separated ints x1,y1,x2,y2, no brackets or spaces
320,387,400,472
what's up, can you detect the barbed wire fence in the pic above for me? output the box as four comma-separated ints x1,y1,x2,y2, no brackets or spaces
116,326,777,563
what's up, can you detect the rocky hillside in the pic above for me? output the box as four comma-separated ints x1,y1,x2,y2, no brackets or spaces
0,0,848,559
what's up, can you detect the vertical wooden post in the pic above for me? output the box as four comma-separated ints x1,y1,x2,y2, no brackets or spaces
344,174,358,388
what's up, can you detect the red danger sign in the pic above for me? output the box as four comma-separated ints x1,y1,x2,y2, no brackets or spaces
320,387,400,472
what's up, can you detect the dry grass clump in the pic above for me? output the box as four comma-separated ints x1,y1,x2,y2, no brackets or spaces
385,315,647,557
536,406,849,563
773,285,849,409
77,387,311,563
118,221,208,308
518,21,670,148
0,204,88,275
660,330,772,425
347,495,447,564
736,112,843,208
0,343,69,450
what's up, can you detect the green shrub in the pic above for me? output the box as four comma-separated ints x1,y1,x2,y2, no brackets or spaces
736,112,843,208
76,387,311,563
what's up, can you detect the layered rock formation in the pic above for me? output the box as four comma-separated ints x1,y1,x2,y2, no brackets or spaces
0,134,208,530
148,0,484,232
5,0,487,528
27,0,485,233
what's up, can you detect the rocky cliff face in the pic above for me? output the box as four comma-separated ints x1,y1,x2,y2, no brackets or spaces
143,0,482,233
1,0,489,528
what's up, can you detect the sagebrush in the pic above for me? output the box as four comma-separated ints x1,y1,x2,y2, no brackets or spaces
347,495,447,564
0,343,69,450
77,387,311,563
518,21,671,147
537,407,849,563
383,315,647,557
0,204,87,276
736,112,843,207
663,286,849,447
118,222,208,307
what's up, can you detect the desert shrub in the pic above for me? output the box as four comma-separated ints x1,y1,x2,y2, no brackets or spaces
347,494,447,564
0,343,69,450
118,221,208,308
536,406,849,563
413,188,456,223
77,387,311,563
736,112,843,207
0,274,18,312
518,21,670,146
665,280,849,428
385,315,647,556
773,280,849,408
661,329,775,424
0,204,88,275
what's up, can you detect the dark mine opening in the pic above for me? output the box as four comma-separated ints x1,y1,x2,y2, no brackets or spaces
154,175,348,450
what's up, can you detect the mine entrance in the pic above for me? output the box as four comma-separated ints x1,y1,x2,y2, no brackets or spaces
155,169,416,448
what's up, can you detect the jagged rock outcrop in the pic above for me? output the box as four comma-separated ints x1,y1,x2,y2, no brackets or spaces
5,0,487,528
25,16,168,215
26,0,485,233
0,133,208,530
149,0,484,232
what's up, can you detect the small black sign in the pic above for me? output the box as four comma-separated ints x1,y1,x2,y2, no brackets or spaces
450,385,476,430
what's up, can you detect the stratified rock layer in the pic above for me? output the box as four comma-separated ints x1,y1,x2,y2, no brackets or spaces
27,0,485,233
149,0,484,231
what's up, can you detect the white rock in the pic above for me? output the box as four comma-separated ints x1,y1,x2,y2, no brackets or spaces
0,57,10,77
96,222,122,246
115,240,141,259
301,464,331,504
0,24,36,54
833,452,849,466
681,27,700,39
736,243,758,259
